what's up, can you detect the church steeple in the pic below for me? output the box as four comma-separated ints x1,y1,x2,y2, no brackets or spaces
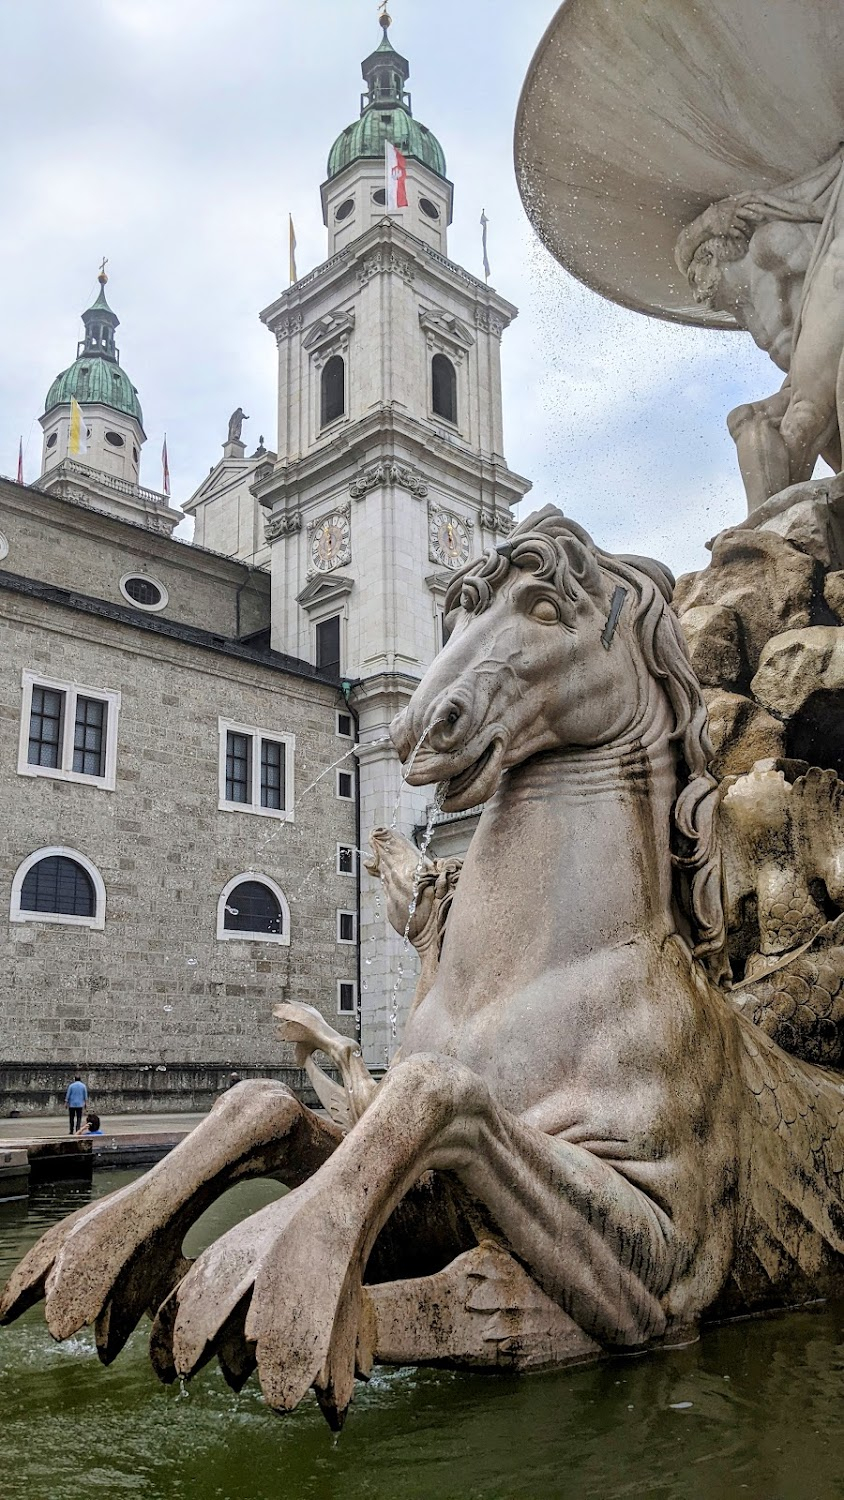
78,267,120,364
322,16,452,255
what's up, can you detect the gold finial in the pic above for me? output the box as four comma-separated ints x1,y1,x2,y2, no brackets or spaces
378,1,392,28
98,255,109,285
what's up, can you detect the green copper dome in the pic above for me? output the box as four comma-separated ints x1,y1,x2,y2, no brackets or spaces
326,18,447,181
45,273,144,428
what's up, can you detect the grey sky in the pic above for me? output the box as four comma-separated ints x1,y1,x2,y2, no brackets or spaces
0,0,775,575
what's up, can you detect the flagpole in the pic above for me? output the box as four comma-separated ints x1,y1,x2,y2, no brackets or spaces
289,214,297,285
16,437,23,485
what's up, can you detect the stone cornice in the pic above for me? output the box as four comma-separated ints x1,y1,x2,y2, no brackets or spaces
260,220,519,336
252,406,531,513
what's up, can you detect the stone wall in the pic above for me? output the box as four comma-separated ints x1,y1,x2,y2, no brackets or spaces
0,1062,330,1117
0,583,359,1087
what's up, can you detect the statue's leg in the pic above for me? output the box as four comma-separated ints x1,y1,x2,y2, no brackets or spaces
0,1079,342,1362
727,390,792,512
779,261,844,482
167,1054,677,1426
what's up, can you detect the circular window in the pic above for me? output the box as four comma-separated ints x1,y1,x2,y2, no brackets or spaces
0,532,8,562
46,432,58,450
372,188,387,206
119,573,168,612
105,431,125,448
335,198,355,222
419,197,440,221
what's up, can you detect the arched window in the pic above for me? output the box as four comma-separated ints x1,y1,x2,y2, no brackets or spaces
10,847,106,929
431,354,457,424
321,356,346,427
217,874,291,946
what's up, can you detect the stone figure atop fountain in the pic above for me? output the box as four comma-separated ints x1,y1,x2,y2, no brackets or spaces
675,148,844,513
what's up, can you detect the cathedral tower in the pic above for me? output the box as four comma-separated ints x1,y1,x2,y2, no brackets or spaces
256,16,530,1061
39,270,180,534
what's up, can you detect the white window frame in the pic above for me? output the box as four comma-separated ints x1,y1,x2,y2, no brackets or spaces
216,872,291,946
0,531,8,562
336,843,357,878
18,670,120,791
336,709,353,738
337,978,358,1015
337,909,357,944
119,572,169,613
218,718,295,822
10,846,106,930
336,767,355,801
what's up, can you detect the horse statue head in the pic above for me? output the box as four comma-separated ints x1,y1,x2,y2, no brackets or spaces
392,505,725,968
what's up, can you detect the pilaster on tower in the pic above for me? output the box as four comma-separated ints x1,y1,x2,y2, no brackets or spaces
256,18,531,1062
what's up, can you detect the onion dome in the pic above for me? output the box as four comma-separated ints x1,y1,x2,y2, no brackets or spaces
45,271,144,428
327,15,447,181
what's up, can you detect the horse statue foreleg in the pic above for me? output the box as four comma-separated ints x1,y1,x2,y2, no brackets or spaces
164,1052,678,1427
0,1079,342,1362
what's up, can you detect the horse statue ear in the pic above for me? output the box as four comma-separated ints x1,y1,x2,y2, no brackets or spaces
617,553,676,601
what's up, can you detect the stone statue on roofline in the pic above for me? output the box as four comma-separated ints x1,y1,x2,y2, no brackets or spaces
226,407,249,445
675,148,844,514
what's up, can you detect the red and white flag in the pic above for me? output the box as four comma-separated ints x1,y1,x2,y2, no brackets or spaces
16,437,23,485
385,140,408,210
161,434,170,497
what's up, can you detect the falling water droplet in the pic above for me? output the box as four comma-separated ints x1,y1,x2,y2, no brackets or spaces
186,958,198,967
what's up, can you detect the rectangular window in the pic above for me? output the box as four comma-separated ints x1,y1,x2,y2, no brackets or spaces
316,615,341,677
218,719,295,821
337,910,356,943
28,685,64,769
337,843,357,877
338,980,358,1014
225,731,252,804
19,672,120,790
337,769,354,800
336,711,353,739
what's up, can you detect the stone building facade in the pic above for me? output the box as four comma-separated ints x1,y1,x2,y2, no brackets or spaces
0,479,358,1112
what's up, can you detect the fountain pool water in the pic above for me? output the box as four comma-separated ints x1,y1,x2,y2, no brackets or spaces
2,1174,843,1500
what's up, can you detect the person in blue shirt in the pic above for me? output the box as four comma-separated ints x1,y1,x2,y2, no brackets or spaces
64,1076,88,1135
77,1112,103,1137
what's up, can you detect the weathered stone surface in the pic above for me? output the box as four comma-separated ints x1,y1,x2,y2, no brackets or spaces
734,476,844,570
825,570,844,622
679,604,745,690
751,627,844,719
703,689,785,778
675,528,817,674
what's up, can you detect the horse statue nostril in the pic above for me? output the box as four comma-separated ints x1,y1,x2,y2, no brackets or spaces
447,710,460,726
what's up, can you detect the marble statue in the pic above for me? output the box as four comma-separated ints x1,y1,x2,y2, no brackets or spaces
6,507,844,1429
226,407,248,444
675,150,844,512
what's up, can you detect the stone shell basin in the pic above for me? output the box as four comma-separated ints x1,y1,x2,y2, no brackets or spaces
514,0,844,328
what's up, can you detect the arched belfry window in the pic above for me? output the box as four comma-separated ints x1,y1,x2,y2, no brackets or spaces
432,353,457,424
321,355,346,427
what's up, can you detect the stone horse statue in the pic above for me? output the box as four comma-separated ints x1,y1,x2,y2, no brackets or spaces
5,505,844,1428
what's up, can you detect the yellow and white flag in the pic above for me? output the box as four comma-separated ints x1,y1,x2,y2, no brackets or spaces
69,396,88,457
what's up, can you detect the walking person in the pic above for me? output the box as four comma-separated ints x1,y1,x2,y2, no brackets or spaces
65,1075,88,1135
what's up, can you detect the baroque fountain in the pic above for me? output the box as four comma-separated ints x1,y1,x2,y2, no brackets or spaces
6,0,844,1466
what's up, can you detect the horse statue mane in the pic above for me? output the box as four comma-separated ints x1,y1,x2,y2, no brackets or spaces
443,504,726,970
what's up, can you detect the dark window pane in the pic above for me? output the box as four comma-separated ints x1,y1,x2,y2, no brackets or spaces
28,686,64,768
226,731,251,803
432,353,457,423
260,739,285,810
339,912,355,942
338,982,356,1013
337,713,352,738
20,856,95,917
337,771,353,799
316,615,341,677
321,356,345,426
73,696,106,777
123,576,162,606
338,845,355,875
223,880,283,935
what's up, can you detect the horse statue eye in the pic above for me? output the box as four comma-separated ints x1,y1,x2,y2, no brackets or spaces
530,598,560,624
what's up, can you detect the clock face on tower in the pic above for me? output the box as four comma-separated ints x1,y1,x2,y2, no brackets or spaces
429,506,471,570
310,511,351,573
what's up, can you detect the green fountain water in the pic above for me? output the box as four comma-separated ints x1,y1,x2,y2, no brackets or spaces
2,1175,843,1500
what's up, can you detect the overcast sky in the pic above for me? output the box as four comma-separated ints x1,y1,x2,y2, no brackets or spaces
0,0,778,576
